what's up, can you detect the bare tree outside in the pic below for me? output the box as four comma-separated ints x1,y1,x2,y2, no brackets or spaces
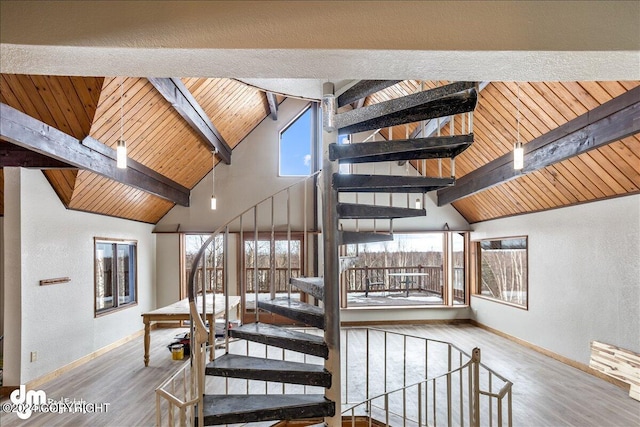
479,237,527,307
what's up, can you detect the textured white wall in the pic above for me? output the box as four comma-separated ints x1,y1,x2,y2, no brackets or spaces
5,168,156,384
471,195,640,364
3,169,21,386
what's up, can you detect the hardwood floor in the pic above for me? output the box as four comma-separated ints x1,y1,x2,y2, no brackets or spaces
1,324,638,426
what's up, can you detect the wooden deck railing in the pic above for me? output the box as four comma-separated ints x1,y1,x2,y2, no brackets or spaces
341,265,466,302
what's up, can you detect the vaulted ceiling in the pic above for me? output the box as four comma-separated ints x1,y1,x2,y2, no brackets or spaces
1,75,282,223
1,75,638,225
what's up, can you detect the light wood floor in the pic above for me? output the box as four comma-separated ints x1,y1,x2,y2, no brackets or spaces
1,324,638,426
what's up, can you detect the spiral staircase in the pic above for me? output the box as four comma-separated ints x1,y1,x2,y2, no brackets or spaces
190,81,478,426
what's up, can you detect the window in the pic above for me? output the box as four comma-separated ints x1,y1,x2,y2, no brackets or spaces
279,106,313,176
340,232,468,308
182,234,223,299
474,236,528,308
95,238,137,315
243,234,303,310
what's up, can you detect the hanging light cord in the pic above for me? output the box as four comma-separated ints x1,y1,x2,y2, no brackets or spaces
120,77,124,142
516,83,521,144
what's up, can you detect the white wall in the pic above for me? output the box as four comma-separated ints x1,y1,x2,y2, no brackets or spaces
3,168,156,385
471,194,640,365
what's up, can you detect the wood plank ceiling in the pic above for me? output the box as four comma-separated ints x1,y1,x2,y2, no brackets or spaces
1,75,638,225
357,80,640,223
0,75,273,222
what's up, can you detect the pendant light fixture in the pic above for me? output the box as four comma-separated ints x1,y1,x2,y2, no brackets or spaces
513,82,524,171
116,76,128,169
210,150,217,210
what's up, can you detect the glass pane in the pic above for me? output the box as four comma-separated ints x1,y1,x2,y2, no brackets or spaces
244,238,302,310
279,107,312,176
117,244,135,305
479,237,527,307
95,243,114,310
343,233,445,307
452,233,465,304
185,234,222,295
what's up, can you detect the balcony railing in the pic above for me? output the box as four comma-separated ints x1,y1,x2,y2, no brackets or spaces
341,265,466,303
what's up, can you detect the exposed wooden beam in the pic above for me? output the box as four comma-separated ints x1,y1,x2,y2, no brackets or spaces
337,80,401,108
147,77,232,164
0,103,191,206
0,142,75,168
437,86,640,206
266,91,278,120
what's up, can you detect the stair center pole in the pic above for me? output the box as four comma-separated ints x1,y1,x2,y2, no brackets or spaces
322,81,342,426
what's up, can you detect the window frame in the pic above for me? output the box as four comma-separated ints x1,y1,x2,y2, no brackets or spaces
340,231,470,308
278,104,314,177
94,237,138,317
471,235,529,310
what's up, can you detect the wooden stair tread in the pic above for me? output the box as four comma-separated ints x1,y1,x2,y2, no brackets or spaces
198,394,334,426
337,203,426,220
333,174,454,193
339,231,393,245
229,323,328,359
329,134,473,164
290,277,325,301
334,82,477,134
206,354,331,387
258,298,325,330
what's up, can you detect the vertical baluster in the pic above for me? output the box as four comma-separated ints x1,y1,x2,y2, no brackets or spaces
366,328,370,402
287,187,292,299
246,340,250,394
155,393,161,427
469,110,473,134
270,196,276,300
254,206,259,322
345,329,349,404
460,352,464,427
508,387,513,427
385,394,390,427
432,380,437,426
239,214,244,326
451,157,456,179
437,116,442,178
418,382,423,427
447,346,452,426
282,347,286,394
489,372,493,426
405,124,410,208
498,397,503,427
201,251,206,330
403,335,407,387
372,134,376,233
303,175,308,276
224,226,230,352
265,343,268,394
384,331,388,393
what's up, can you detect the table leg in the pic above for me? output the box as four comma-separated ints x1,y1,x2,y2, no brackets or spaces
143,317,150,367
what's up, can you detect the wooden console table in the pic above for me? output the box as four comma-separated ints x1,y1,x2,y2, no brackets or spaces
141,294,240,366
